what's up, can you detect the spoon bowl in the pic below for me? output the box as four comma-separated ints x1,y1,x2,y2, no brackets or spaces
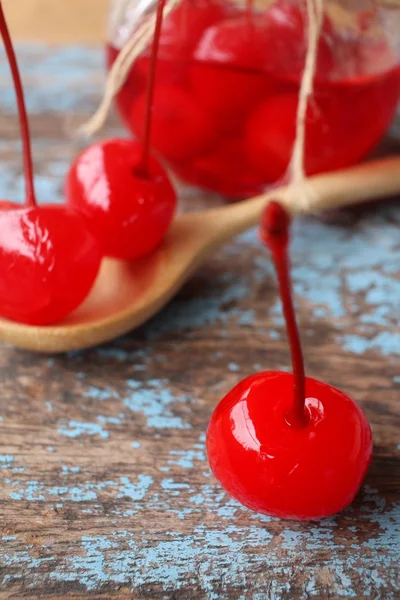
1,156,400,353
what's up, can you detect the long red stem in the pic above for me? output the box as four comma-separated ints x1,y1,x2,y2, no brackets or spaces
261,201,307,428
139,0,166,176
0,3,36,207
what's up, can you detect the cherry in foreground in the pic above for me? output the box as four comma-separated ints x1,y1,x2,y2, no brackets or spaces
0,3,101,325
206,201,373,520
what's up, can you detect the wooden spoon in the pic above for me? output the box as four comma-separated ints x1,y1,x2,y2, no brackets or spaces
1,156,400,354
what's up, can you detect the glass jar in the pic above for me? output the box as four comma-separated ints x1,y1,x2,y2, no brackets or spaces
107,0,400,198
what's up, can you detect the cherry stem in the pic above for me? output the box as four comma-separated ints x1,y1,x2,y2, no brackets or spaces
138,0,166,177
261,201,307,429
0,2,36,208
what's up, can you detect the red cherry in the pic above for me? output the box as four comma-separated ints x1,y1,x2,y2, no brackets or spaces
66,139,177,260
130,85,216,162
207,372,372,520
69,1,177,261
109,0,230,109
0,5,102,326
245,93,297,182
194,16,271,70
0,204,101,325
190,17,270,119
263,0,336,77
158,0,230,60
206,201,373,520
186,139,263,197
245,91,356,181
245,65,400,182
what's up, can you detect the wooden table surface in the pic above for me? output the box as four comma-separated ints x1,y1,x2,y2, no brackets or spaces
0,38,400,600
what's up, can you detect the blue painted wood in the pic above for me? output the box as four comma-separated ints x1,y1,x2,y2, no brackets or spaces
0,43,399,599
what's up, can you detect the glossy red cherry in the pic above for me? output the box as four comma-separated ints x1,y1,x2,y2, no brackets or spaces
66,139,177,260
130,85,216,162
263,0,336,77
190,17,270,119
206,201,373,520
0,204,101,325
68,0,177,261
0,4,102,326
158,0,229,60
207,371,372,520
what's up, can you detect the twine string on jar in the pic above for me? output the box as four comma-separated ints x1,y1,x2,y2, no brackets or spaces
80,0,180,137
288,0,324,208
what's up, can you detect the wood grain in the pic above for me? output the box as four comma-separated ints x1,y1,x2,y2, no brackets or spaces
0,44,399,599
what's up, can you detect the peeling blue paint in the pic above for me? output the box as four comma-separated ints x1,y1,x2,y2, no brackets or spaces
168,448,206,469
0,45,103,115
144,275,250,339
124,379,191,430
61,466,81,475
95,348,130,361
0,455,14,467
97,415,122,426
58,421,109,439
117,475,153,501
6,475,153,504
84,387,119,401
5,489,393,598
161,479,191,495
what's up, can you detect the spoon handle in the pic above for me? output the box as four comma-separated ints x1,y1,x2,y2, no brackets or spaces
197,155,400,247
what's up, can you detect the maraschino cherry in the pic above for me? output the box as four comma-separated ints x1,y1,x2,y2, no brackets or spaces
130,85,216,162
67,0,177,261
190,16,270,120
0,3,101,325
206,201,373,520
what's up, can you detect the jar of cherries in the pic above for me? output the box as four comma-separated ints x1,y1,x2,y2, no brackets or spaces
107,0,400,197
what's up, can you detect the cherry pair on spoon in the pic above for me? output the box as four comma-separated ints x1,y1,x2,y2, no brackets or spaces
206,201,373,520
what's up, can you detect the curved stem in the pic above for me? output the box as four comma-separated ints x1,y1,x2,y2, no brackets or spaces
138,0,166,177
261,201,307,428
0,2,36,207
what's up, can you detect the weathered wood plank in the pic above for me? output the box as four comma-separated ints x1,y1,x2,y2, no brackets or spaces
0,44,399,599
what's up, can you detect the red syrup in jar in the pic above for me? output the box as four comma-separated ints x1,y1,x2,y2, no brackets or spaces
107,0,400,198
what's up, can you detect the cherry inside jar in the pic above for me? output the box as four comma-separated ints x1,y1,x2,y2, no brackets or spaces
107,0,400,198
